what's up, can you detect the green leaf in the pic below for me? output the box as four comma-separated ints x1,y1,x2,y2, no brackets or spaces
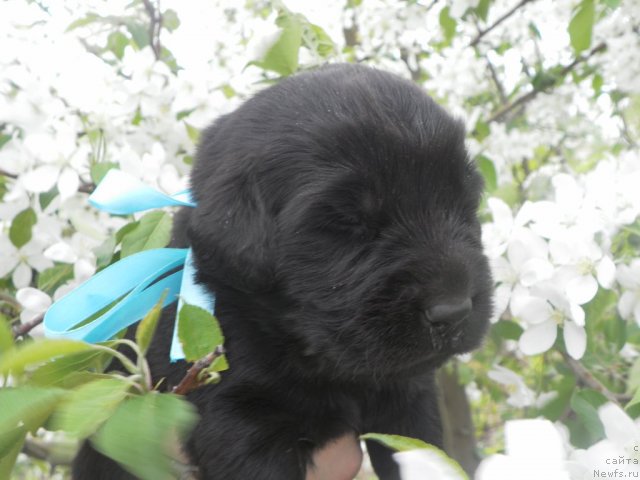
221,84,236,99
115,221,140,244
251,12,303,76
125,21,150,49
94,235,117,269
184,122,200,144
162,9,180,31
439,7,457,46
90,162,118,185
0,386,67,433
37,264,74,294
136,292,167,356
120,211,172,258
592,73,603,95
39,185,59,210
308,23,336,58
51,378,130,438
0,426,26,480
9,207,37,249
66,13,100,31
29,349,112,387
477,155,497,192
491,319,523,341
570,389,606,438
475,0,491,21
568,0,594,54
0,314,13,356
107,31,129,59
0,339,95,376
92,393,198,480
361,433,469,479
178,304,224,362
209,354,229,373
0,134,11,150
626,387,640,413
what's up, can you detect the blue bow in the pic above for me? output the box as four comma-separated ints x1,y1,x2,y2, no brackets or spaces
43,170,215,362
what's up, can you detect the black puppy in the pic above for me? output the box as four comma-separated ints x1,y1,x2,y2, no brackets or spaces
74,64,492,480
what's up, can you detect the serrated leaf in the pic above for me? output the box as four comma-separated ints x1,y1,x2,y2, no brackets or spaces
92,393,197,480
90,162,118,185
439,7,457,46
178,304,224,362
51,378,130,438
477,155,497,192
568,0,594,54
362,434,469,479
251,12,303,76
0,339,95,376
107,31,129,59
0,314,13,356
37,264,74,294
120,211,172,258
29,349,112,387
0,386,67,433
570,389,606,438
9,207,37,248
136,292,167,355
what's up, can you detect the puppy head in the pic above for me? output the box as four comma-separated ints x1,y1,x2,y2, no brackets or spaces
189,64,492,379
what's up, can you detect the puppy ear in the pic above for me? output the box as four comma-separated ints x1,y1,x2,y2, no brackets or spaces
187,122,276,293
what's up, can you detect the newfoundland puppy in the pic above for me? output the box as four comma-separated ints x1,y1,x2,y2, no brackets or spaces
74,63,492,480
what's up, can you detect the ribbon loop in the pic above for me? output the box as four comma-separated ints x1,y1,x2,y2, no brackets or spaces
89,169,195,215
44,248,188,343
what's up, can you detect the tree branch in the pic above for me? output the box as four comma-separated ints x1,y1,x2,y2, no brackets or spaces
142,0,163,60
469,0,536,48
172,346,226,396
486,42,607,123
562,352,630,404
12,313,44,338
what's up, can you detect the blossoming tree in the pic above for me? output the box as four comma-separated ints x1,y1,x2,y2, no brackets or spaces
0,0,639,478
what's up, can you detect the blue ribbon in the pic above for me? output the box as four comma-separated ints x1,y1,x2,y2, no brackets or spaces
43,169,215,362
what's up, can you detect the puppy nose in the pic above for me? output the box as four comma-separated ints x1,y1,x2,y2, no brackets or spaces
425,298,472,324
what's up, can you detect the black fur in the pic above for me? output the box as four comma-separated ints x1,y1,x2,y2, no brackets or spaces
73,64,492,480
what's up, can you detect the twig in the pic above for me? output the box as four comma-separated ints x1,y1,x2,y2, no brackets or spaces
562,352,630,404
469,0,535,48
172,346,226,396
12,313,44,338
142,0,163,60
486,42,607,123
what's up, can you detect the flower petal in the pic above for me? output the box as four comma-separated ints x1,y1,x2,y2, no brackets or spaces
57,167,79,201
16,287,51,312
21,165,59,193
564,321,587,359
596,256,616,289
598,403,639,447
505,419,566,461
12,262,32,288
617,291,636,320
43,241,77,263
519,321,557,355
566,274,598,305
